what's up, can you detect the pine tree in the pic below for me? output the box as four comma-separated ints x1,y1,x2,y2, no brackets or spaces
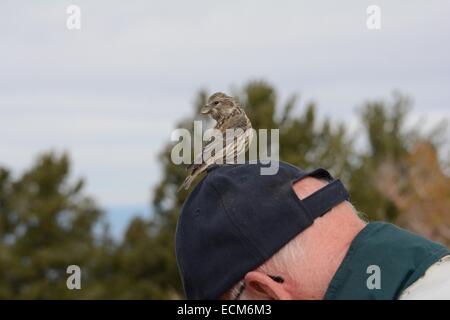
0,152,106,298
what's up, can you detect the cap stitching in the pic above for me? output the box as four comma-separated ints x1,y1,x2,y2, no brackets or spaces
207,177,268,261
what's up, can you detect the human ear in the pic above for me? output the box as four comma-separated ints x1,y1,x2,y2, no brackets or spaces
243,271,293,300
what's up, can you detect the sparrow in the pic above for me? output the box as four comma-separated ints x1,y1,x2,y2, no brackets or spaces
179,92,253,191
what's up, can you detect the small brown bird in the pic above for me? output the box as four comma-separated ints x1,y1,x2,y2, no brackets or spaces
179,92,253,191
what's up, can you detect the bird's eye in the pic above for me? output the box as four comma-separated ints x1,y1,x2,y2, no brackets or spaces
214,101,219,105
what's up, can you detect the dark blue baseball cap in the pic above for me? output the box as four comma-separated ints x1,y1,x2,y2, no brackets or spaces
175,161,349,299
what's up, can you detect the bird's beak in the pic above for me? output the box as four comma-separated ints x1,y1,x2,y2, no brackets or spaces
200,104,211,114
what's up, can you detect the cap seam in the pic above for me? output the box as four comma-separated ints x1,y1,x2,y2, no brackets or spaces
207,178,268,261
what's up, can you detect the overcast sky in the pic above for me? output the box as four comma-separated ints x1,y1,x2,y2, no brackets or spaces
1,1,449,235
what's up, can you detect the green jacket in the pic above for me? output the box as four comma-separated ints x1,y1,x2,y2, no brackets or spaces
324,222,450,300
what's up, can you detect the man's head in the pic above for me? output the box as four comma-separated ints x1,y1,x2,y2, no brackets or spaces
222,177,366,300
175,161,365,300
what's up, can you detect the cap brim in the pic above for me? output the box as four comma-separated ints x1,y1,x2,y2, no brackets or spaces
306,168,334,182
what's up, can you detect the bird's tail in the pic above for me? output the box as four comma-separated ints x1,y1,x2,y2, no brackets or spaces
178,163,208,192
178,174,195,192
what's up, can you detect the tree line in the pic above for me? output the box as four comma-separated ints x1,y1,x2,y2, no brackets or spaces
1,81,449,298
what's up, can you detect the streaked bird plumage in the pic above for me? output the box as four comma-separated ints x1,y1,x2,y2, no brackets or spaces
179,92,253,191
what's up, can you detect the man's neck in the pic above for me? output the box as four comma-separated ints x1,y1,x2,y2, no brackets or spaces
294,205,366,299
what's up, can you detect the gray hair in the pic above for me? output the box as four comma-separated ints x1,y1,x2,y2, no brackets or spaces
227,200,363,300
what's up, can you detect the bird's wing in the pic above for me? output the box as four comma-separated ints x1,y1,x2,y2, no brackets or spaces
216,113,250,131
203,127,253,166
222,126,253,160
187,132,226,172
188,114,252,171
